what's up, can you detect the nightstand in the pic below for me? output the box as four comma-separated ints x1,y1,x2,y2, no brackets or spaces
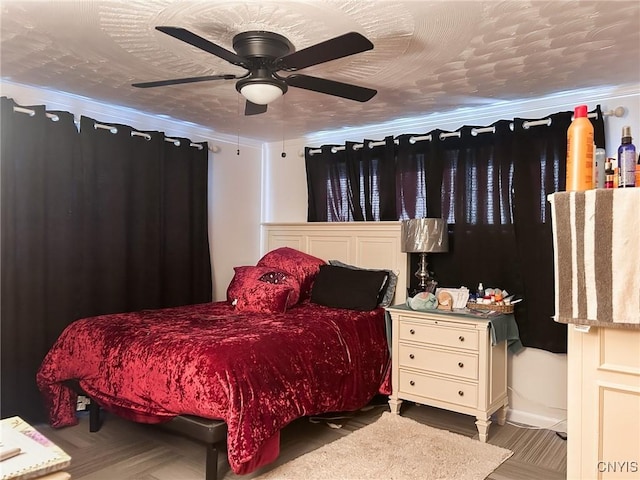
386,305,509,442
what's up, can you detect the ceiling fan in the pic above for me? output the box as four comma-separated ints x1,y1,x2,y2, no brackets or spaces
132,27,378,116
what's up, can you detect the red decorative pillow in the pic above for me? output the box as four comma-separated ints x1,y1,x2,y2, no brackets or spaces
226,266,301,313
256,247,326,301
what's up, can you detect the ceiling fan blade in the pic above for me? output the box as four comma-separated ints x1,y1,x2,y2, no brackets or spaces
156,26,248,68
132,74,237,88
285,74,377,102
245,101,268,116
277,32,373,71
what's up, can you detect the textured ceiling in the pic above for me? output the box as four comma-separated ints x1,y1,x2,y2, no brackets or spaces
1,0,639,142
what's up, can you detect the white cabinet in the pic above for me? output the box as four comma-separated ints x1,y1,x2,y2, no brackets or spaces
386,306,508,441
567,326,640,480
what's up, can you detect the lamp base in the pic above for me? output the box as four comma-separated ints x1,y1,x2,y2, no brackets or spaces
413,252,437,295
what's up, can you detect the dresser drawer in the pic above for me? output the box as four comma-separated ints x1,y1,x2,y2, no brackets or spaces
398,319,479,351
398,369,478,408
398,344,479,380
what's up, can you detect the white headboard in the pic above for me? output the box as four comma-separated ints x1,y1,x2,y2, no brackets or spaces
262,222,408,305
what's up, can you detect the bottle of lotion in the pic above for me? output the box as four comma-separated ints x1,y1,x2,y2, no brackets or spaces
618,126,636,188
565,105,594,191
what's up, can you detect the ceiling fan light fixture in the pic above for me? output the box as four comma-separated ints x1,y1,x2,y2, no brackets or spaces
237,75,288,105
240,83,283,105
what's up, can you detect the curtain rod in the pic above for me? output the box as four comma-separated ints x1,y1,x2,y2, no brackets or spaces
13,105,60,122
129,130,204,150
305,106,625,156
308,130,464,155
11,106,214,152
93,123,204,150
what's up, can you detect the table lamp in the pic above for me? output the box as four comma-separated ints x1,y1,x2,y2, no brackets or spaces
401,218,449,294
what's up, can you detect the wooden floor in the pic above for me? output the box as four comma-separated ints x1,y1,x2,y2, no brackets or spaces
35,400,566,480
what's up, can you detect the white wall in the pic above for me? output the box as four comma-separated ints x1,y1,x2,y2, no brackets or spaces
210,142,262,300
262,140,310,222
262,83,640,430
0,81,263,301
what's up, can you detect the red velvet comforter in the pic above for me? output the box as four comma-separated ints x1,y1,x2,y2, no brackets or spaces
37,301,390,474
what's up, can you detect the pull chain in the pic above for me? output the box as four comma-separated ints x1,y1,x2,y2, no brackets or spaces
281,95,287,158
236,95,241,155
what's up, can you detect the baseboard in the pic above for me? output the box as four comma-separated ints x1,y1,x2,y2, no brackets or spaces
506,408,567,433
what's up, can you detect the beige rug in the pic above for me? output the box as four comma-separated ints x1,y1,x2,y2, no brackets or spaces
256,412,513,480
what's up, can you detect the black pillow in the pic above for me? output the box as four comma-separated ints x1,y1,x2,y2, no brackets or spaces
310,264,389,311
328,259,398,307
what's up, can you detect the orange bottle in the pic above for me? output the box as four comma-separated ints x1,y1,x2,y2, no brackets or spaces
565,105,594,191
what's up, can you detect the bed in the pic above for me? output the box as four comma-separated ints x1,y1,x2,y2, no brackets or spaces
37,222,408,479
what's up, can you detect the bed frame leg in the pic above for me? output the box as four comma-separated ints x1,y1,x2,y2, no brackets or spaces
205,444,218,480
89,400,101,432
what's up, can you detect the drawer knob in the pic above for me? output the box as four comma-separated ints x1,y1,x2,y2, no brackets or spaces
410,380,415,386
458,390,464,396
458,335,465,342
409,354,415,359
458,362,464,368
410,329,415,335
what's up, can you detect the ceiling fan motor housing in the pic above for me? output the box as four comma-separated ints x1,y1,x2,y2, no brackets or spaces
233,32,293,102
232,31,294,60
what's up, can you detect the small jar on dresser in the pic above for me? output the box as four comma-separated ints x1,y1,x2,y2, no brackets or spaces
386,304,510,442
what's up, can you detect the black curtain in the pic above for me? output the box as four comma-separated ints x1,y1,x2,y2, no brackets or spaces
305,145,350,221
508,110,605,352
345,141,365,220
361,137,397,221
76,117,211,315
1,99,212,422
395,134,428,219
77,117,165,316
305,107,605,353
427,121,522,304
161,135,212,307
307,137,397,222
1,98,81,421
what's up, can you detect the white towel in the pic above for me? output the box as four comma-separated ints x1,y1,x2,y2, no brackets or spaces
549,189,640,329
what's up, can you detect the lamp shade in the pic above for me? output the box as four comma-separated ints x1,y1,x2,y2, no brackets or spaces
401,218,448,253
240,82,284,105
